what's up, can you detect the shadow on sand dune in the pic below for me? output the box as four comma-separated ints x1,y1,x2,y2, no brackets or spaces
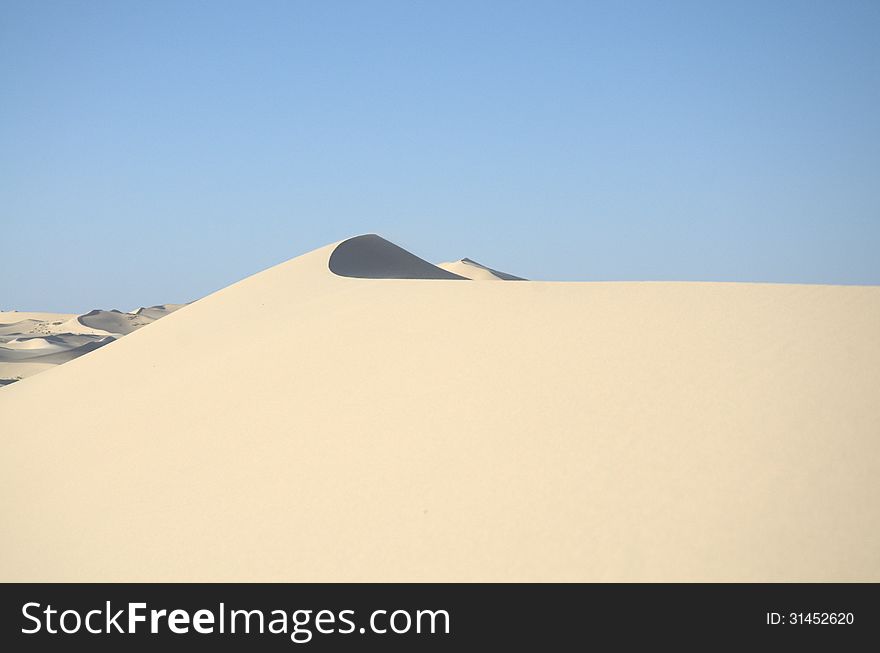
329,234,467,280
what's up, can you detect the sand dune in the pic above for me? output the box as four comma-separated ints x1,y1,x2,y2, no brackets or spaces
132,303,187,321
77,309,154,335
3,334,105,351
1,234,878,582
0,319,51,337
1,337,116,364
0,311,77,323
0,304,185,385
438,257,525,280
1,336,70,352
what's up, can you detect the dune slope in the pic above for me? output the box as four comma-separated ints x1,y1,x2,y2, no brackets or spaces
1,234,878,581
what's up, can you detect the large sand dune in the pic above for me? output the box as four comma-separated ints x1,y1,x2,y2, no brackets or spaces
1,234,878,581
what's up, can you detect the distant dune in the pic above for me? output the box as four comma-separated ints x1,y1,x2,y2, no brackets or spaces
132,304,186,321
1,234,878,582
0,304,185,385
77,309,153,335
437,257,525,280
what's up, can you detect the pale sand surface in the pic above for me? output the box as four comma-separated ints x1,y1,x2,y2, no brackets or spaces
1,235,878,581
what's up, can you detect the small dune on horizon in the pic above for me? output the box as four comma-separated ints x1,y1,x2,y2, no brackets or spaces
1,234,878,582
437,257,526,280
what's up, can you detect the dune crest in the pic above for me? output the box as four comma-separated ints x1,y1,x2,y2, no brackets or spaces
77,309,153,335
329,234,466,280
132,304,187,320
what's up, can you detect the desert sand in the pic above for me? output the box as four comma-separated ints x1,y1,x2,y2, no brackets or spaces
0,304,184,385
1,234,878,581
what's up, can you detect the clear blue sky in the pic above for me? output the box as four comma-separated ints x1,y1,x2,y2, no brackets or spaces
2,1,878,312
